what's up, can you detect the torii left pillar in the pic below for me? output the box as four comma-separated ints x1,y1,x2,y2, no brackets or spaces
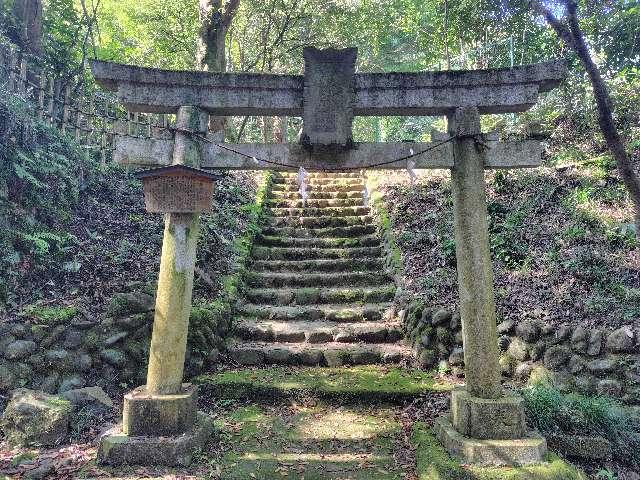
98,106,214,467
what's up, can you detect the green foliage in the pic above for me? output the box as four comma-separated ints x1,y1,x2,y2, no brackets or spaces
522,384,640,467
0,89,92,308
372,192,403,275
487,201,529,270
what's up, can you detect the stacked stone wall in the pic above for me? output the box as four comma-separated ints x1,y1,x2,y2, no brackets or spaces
402,301,640,403
0,284,231,397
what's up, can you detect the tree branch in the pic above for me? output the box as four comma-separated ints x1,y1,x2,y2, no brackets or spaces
529,0,575,48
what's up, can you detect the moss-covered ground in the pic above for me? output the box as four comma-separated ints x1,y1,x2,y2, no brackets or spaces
196,365,451,403
412,423,587,480
2,367,587,479
209,403,403,479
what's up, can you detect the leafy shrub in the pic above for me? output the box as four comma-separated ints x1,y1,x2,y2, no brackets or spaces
488,202,529,269
0,88,93,308
522,384,640,467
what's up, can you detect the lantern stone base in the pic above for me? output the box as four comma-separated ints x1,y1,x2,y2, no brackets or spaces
450,387,527,440
97,411,213,466
123,383,198,436
434,416,547,466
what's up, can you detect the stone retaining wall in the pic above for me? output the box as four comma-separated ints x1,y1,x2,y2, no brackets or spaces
0,284,230,396
402,301,640,403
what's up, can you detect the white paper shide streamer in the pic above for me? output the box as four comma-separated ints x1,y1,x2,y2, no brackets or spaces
297,166,309,207
407,149,417,186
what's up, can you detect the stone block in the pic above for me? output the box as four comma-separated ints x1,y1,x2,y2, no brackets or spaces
451,387,526,440
123,384,197,436
97,412,213,466
606,326,635,353
546,433,612,460
1,388,71,446
302,47,356,148
434,416,546,466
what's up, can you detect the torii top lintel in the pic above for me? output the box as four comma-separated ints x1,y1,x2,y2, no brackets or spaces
92,47,567,120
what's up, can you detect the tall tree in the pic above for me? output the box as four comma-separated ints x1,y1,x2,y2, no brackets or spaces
530,0,640,235
196,0,241,140
12,0,43,55
196,0,240,71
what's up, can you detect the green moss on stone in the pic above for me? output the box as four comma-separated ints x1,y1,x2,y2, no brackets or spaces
22,304,78,325
196,365,450,404
412,423,586,480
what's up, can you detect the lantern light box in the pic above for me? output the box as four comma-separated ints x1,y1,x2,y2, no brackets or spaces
135,165,216,213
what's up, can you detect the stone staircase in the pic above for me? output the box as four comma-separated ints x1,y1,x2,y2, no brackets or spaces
228,171,412,366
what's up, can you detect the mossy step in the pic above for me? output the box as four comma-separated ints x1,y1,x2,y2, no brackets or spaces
245,286,396,305
262,224,377,238
268,215,374,228
269,205,370,218
234,319,403,344
267,198,364,208
252,257,385,273
206,403,402,479
237,303,393,322
256,234,380,248
247,271,391,288
276,171,362,179
271,190,363,200
270,183,363,193
195,366,445,404
272,177,364,186
226,341,413,367
251,245,383,261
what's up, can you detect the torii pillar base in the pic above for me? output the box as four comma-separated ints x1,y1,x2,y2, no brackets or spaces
434,388,547,466
97,384,212,466
97,413,213,467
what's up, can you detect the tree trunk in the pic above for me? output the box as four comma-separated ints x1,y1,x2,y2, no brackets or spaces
531,0,640,234
13,0,43,55
196,0,240,141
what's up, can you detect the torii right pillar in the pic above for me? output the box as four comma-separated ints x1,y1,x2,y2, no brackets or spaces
434,106,547,465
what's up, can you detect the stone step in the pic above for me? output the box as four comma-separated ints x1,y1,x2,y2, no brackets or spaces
246,271,391,288
256,234,380,248
266,198,364,209
245,286,396,306
272,177,364,186
268,206,370,218
234,320,403,344
251,258,385,273
276,172,362,179
228,341,412,366
251,245,383,261
271,183,364,193
261,224,377,238
271,190,364,200
267,215,374,228
237,303,393,322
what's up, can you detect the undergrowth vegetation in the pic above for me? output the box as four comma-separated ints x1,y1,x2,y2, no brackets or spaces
0,87,261,319
522,383,640,468
0,88,91,307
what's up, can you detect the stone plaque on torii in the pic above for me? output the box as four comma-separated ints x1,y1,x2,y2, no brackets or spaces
92,48,566,467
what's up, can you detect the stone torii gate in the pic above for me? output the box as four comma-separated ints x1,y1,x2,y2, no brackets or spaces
92,48,566,467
